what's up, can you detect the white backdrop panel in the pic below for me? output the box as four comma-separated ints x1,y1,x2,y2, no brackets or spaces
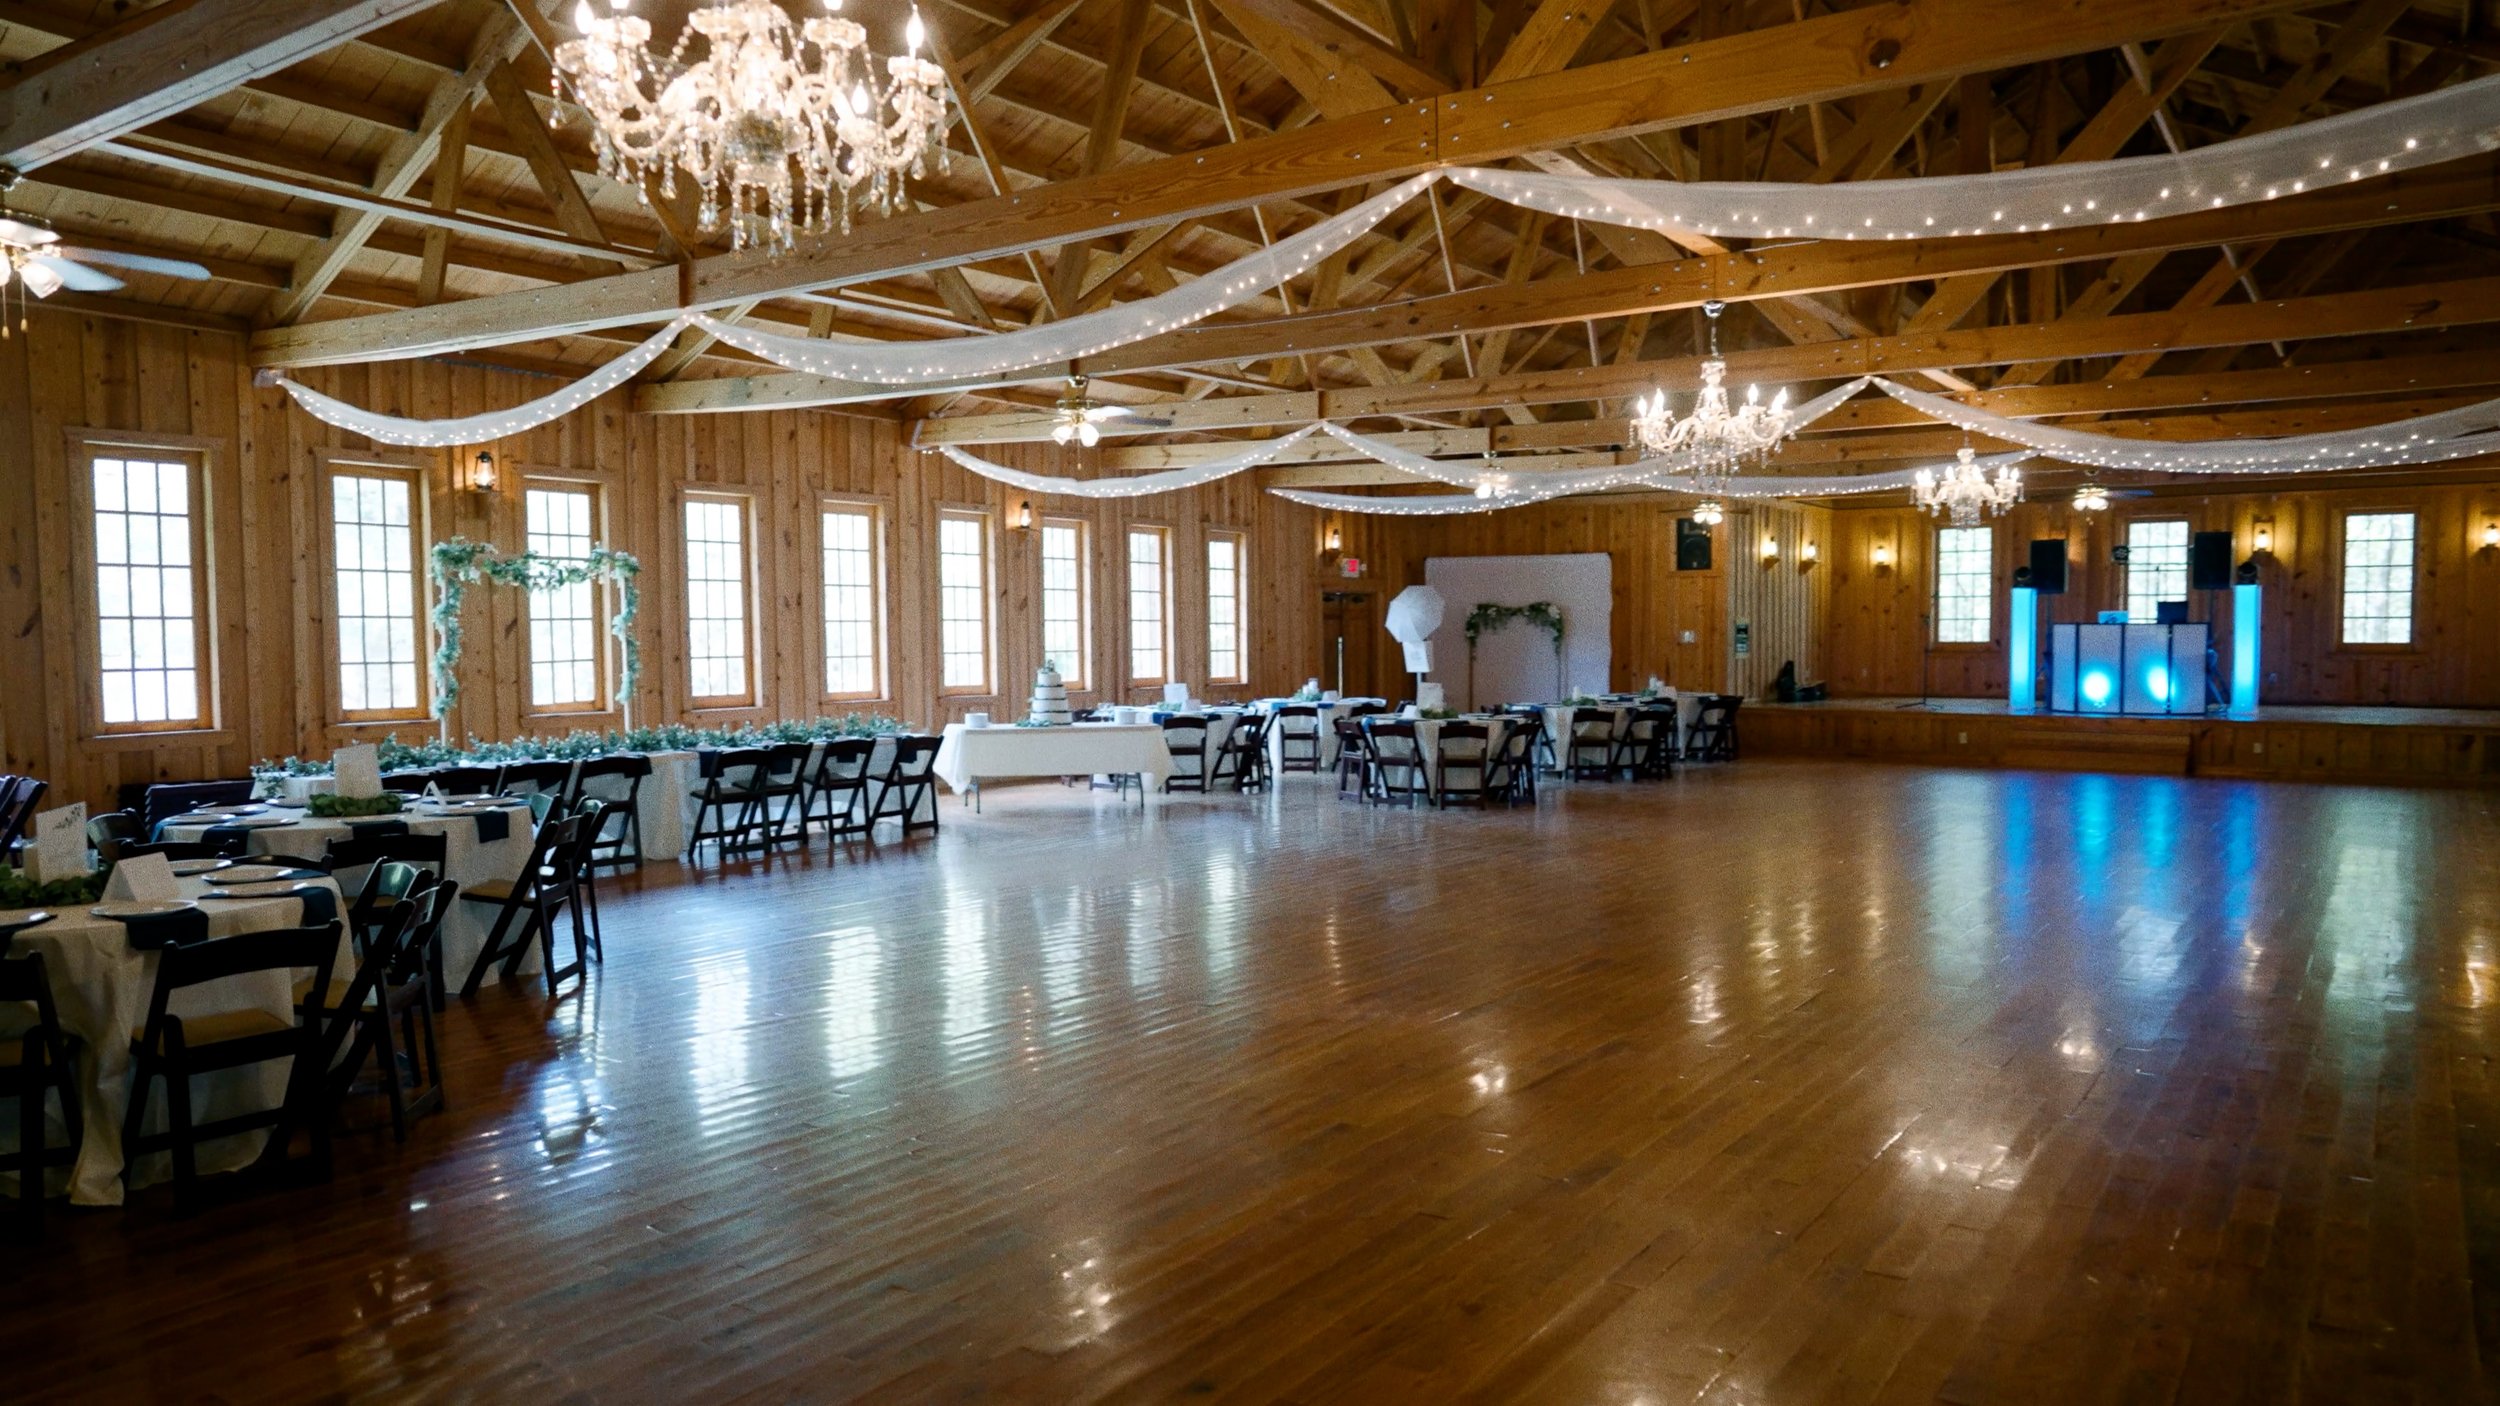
1425,554,1613,710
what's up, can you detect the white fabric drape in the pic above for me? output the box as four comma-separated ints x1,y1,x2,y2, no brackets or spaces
1444,76,2500,244
1871,377,2500,473
691,174,1440,385
933,425,1323,496
277,318,691,447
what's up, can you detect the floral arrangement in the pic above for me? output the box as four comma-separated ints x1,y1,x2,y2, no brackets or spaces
0,863,109,908
308,792,406,818
1416,704,1460,720
257,713,908,777
1565,692,1602,707
1462,602,1564,648
429,537,642,721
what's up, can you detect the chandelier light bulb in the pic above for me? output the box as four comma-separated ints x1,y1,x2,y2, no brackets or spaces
1915,445,2023,527
906,8,924,50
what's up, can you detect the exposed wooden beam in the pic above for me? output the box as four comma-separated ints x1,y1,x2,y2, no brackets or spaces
415,98,471,305
1207,0,1454,97
1045,0,1153,316
860,275,2500,431
480,60,619,260
254,0,2322,367
0,0,438,172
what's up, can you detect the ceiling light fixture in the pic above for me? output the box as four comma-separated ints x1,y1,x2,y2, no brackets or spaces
1629,300,1794,488
1915,444,2022,527
1049,375,1130,447
554,0,948,251
2071,482,2111,513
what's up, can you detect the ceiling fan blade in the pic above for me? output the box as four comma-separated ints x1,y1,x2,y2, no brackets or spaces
1124,416,1174,429
29,254,122,294
0,213,60,246
1085,405,1132,421
56,246,210,281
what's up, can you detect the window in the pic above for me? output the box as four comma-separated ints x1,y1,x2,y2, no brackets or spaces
1039,519,1087,689
525,484,602,710
1128,527,1170,684
1207,530,1245,684
2123,520,2190,624
91,452,208,729
937,511,990,692
821,502,883,698
2341,511,2416,645
1935,526,1993,644
328,468,425,718
683,495,752,703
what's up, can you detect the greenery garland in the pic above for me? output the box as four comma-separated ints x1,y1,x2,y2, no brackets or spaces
1463,601,1565,649
255,712,908,781
429,537,642,721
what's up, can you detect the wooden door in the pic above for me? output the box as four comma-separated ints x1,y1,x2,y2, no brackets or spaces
1321,590,1380,698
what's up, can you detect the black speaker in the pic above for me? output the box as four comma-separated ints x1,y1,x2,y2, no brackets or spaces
1676,518,1713,571
2191,531,2233,590
2027,539,2067,595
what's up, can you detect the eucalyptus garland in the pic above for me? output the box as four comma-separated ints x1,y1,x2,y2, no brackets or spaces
256,713,908,779
429,537,643,721
1463,602,1565,649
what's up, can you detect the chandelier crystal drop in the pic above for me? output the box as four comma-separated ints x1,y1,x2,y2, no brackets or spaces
1914,445,2023,527
1629,300,1795,486
554,0,949,251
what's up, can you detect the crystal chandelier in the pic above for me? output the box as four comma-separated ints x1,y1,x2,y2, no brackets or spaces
554,0,949,251
1629,300,1794,486
1914,445,2023,527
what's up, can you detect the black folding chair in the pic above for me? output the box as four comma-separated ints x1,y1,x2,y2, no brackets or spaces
1566,710,1621,780
1272,706,1323,772
1161,715,1211,794
1363,720,1428,808
687,747,774,858
573,754,650,869
1212,712,1272,793
496,758,578,811
802,738,877,841
2,945,82,1237
867,737,941,837
1687,695,1744,761
458,813,589,998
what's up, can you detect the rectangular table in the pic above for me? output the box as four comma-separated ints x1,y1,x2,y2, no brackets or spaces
933,724,1174,807
2,876,347,1205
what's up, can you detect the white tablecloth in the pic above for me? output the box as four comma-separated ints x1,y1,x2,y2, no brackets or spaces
2,875,348,1205
933,724,1175,793
163,801,538,993
1253,698,1387,769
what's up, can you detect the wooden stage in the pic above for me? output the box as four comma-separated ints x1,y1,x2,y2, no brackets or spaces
1747,697,2500,787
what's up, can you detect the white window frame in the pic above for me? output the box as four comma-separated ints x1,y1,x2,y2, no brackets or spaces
82,441,214,735
1127,525,1172,686
820,498,886,701
325,461,430,721
2339,510,2416,646
937,508,993,695
682,491,756,707
1934,526,1993,645
2122,518,2191,625
1206,528,1246,685
1039,517,1089,690
523,479,606,713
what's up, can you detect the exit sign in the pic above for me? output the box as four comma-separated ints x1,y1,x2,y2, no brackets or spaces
1337,556,1365,578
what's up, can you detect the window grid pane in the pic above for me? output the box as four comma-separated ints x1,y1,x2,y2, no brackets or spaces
2124,520,2191,623
1935,527,1993,645
1207,534,1243,682
331,472,421,714
94,456,205,726
526,487,601,708
822,506,882,696
684,498,750,700
1038,522,1086,688
1128,529,1167,683
2341,512,2415,644
938,513,989,691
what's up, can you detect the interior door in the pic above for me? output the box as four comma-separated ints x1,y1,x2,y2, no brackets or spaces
1321,590,1378,698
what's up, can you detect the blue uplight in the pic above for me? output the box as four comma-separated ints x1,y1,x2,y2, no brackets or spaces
2082,670,2113,706
2146,666,2170,703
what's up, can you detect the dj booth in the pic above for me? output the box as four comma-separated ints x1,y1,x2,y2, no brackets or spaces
2048,622,2209,716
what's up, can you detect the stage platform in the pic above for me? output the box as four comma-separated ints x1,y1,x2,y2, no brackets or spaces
1744,696,2500,787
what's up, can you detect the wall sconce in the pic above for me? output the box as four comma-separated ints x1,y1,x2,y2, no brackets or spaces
1800,540,1818,568
1872,541,1892,571
463,449,498,495
1013,500,1034,532
1325,524,1343,553
2252,516,2274,554
2484,521,2498,550
1759,536,1780,564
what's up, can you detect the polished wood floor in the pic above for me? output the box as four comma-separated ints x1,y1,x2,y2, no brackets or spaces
15,762,2500,1402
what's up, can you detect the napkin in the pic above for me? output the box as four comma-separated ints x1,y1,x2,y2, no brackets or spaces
333,743,383,799
26,801,87,884
104,851,181,903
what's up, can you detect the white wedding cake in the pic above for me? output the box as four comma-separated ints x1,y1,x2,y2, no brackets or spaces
1028,662,1072,725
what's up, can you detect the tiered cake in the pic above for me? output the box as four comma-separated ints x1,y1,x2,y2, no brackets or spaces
1028,662,1072,725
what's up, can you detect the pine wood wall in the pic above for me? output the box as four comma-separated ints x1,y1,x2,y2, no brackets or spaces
0,309,1327,811
1820,483,2500,705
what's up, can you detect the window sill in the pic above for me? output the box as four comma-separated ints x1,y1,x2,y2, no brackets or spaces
84,726,237,752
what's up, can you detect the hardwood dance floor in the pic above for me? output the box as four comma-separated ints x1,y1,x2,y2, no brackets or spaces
16,761,2500,1402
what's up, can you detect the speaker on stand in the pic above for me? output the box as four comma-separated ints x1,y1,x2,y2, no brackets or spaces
2191,531,2234,593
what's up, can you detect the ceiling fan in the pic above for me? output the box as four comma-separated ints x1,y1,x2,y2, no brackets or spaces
1049,375,1172,446
0,176,212,311
2069,480,2153,512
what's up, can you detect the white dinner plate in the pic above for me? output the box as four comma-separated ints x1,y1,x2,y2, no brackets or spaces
199,880,312,900
187,804,265,817
168,858,232,877
204,865,314,885
90,900,196,920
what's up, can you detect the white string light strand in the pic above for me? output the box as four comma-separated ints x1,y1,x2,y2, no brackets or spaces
932,425,1324,496
1442,75,2500,243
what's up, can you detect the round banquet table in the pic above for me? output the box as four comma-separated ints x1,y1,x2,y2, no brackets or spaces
160,799,540,994
1,874,347,1205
